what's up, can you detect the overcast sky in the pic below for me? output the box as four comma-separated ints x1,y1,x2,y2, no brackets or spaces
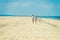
0,0,60,16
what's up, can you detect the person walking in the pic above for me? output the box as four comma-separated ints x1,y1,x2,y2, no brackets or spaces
32,14,34,24
35,15,37,24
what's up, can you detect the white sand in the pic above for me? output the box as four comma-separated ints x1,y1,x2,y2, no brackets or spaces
0,16,60,40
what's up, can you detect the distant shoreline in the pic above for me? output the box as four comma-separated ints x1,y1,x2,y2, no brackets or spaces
0,15,60,18
0,16,60,20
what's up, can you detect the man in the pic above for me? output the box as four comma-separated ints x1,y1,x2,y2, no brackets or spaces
35,15,37,24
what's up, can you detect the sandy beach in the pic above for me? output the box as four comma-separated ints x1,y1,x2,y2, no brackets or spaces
0,16,60,40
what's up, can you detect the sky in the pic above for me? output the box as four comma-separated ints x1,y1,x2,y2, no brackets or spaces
0,0,60,16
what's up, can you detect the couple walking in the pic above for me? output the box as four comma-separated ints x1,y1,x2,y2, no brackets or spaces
32,14,37,24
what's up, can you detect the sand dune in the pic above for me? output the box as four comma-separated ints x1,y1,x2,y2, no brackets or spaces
0,16,60,40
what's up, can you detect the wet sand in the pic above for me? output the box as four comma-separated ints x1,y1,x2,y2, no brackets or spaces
0,16,60,40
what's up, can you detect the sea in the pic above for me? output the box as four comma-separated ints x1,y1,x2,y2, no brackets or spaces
0,15,60,20
38,16,60,20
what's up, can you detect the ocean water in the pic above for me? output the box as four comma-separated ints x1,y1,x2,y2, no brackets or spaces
38,16,60,20
0,15,60,20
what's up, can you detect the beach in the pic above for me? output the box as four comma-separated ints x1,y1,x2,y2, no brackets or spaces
0,16,60,40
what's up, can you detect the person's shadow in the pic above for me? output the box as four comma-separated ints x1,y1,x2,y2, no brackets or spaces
44,22,59,27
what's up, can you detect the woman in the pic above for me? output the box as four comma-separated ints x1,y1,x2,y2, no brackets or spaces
32,14,34,24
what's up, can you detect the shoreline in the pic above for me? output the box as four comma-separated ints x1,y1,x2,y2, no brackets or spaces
0,16,60,21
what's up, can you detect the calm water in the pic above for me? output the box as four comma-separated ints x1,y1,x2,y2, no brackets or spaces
0,15,60,20
39,16,60,20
